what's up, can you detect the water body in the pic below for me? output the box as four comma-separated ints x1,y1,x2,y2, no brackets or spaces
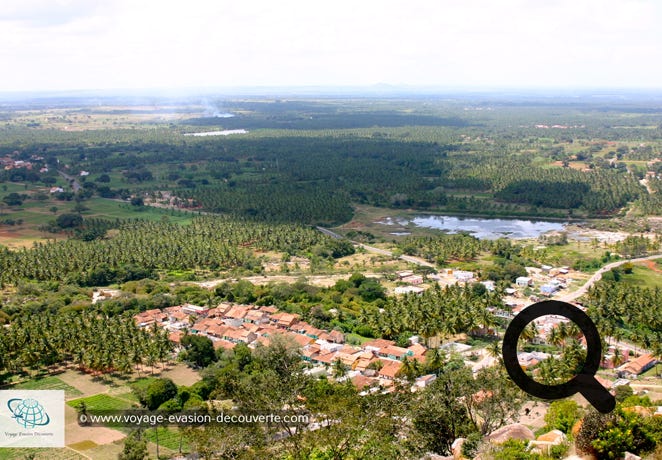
184,129,248,137
379,215,567,240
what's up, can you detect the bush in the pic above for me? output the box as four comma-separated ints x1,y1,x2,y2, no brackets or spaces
145,379,177,410
56,213,83,228
462,432,481,458
544,400,582,434
139,378,178,411
180,334,217,368
614,384,634,402
576,408,657,459
2,192,23,206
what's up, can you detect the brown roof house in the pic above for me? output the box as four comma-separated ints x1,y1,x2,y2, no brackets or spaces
617,354,657,378
270,312,300,329
378,360,403,380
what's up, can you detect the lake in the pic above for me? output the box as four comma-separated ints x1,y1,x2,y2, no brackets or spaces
184,129,248,137
378,215,567,240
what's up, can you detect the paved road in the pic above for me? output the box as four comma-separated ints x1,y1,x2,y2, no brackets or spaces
57,170,82,193
553,253,662,356
316,226,436,268
556,253,662,303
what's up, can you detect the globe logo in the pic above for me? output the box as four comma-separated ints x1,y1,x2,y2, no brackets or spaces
7,398,51,428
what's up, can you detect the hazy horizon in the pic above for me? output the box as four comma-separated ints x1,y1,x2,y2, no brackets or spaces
4,85,662,103
2,0,662,93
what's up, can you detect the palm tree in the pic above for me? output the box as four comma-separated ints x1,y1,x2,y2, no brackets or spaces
487,341,502,365
652,336,662,377
331,358,349,379
548,327,563,351
520,322,538,344
424,348,446,375
398,357,420,381
611,347,625,369
478,308,497,337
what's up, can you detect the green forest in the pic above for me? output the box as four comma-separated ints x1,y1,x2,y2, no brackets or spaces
2,98,662,228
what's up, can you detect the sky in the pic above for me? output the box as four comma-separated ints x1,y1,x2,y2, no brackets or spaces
1,0,662,93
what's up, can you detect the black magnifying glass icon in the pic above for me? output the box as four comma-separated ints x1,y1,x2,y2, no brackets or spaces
502,300,616,413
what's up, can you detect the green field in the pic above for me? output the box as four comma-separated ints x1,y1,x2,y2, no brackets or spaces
143,427,190,452
0,448,87,460
540,240,611,270
67,393,136,411
1,194,195,225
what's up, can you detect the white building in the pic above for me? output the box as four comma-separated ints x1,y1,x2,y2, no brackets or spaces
516,276,533,287
453,270,474,282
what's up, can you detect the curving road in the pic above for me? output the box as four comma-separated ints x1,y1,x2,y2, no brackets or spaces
556,253,662,303
57,170,82,193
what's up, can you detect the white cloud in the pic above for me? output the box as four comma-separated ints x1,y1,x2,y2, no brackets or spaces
1,0,661,92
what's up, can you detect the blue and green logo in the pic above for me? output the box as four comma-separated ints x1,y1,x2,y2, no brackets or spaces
7,398,51,428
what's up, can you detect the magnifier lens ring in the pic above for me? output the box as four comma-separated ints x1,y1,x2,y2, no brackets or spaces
502,300,602,400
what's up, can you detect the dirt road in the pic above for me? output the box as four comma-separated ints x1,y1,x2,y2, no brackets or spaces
316,226,436,268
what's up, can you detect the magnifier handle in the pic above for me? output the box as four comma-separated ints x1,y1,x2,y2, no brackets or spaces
575,374,616,414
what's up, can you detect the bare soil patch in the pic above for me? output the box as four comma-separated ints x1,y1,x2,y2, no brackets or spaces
58,370,113,397
64,405,125,447
159,363,201,386
643,259,662,273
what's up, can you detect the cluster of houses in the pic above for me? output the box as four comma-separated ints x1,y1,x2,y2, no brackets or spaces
133,261,657,392
393,269,476,295
1,154,47,171
515,266,571,297
134,303,435,392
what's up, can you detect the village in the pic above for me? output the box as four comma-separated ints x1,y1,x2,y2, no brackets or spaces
132,262,659,397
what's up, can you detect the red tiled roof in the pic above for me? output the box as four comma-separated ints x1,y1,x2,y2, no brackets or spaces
245,310,266,321
407,343,427,357
213,339,235,350
168,331,183,343
363,338,396,350
352,375,377,390
621,354,656,375
207,324,229,337
378,360,403,379
226,306,250,319
329,330,345,343
270,312,300,327
289,333,315,347
381,346,409,358
314,351,337,364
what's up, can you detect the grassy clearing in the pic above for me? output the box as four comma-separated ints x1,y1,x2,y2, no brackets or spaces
81,198,195,224
12,375,83,398
346,333,372,345
67,440,98,451
0,196,195,248
128,377,159,394
619,264,662,288
640,364,661,378
540,241,608,269
114,391,140,403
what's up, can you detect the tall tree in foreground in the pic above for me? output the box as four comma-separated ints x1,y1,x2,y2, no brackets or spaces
118,430,148,460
